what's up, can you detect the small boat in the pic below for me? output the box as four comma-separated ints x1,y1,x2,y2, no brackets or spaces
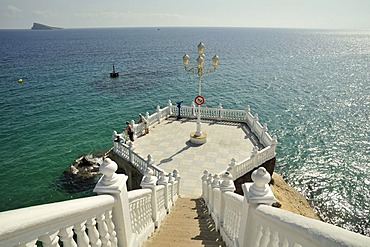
110,65,119,78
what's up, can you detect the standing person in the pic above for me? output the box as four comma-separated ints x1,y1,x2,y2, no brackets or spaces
138,113,149,134
125,121,134,142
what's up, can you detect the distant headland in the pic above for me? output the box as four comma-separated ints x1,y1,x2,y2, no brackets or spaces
31,22,63,30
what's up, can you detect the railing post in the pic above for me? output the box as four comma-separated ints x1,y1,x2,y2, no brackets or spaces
218,103,223,118
168,172,175,205
93,158,133,247
211,174,221,230
173,169,181,196
168,100,173,115
251,146,258,168
238,167,275,247
227,158,236,179
271,135,278,152
156,105,161,123
131,120,136,140
207,173,213,214
219,172,235,226
157,172,170,213
261,123,268,141
202,170,209,201
140,168,159,227
253,113,259,129
147,154,154,171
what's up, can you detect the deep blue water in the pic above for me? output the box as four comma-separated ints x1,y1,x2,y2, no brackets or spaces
0,27,369,235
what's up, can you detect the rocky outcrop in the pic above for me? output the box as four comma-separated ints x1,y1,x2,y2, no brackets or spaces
31,22,63,30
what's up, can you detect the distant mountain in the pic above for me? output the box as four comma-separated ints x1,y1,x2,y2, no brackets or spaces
31,22,63,30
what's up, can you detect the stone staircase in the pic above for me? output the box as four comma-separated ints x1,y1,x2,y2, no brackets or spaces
143,197,226,247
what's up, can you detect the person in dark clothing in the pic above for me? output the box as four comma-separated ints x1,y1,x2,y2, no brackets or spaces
125,121,134,142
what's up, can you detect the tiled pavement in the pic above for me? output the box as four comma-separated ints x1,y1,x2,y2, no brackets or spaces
133,118,256,198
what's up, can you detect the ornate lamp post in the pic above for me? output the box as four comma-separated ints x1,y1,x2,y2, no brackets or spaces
183,42,219,144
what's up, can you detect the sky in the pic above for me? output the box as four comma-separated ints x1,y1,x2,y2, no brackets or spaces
0,0,369,30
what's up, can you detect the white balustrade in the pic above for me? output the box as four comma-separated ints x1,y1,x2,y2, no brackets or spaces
202,167,370,247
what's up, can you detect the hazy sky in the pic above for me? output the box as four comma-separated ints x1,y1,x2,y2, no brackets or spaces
1,0,369,30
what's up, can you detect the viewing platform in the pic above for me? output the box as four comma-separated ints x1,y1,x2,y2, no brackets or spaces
133,118,258,198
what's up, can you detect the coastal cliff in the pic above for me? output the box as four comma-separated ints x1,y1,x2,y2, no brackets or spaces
31,22,62,30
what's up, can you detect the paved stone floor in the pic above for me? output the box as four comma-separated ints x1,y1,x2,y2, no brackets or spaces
133,118,256,198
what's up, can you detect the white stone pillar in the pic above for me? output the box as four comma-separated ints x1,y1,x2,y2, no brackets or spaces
218,103,223,118
168,100,173,115
130,120,136,140
168,173,175,205
253,113,259,130
173,169,181,196
238,167,275,247
219,172,235,226
211,174,221,231
146,154,154,171
201,170,209,201
207,173,213,214
93,158,133,247
157,172,170,213
227,158,237,179
140,168,159,226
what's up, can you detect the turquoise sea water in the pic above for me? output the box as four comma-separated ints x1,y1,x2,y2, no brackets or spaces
0,27,369,235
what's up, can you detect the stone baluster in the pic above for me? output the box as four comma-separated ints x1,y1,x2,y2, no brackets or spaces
93,158,134,247
128,142,134,163
39,232,59,247
157,171,170,212
271,135,278,151
156,105,161,123
207,173,213,213
173,169,181,196
211,174,221,230
191,101,196,117
253,113,259,129
96,214,111,247
227,158,237,179
245,105,251,123
147,154,154,171
168,172,175,205
202,170,209,201
218,103,223,118
261,123,268,141
59,226,78,247
168,100,173,115
74,221,91,247
219,172,235,226
85,218,101,247
106,210,118,247
238,167,275,247
140,168,159,227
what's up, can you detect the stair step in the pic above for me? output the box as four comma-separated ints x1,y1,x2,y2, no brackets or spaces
143,198,226,247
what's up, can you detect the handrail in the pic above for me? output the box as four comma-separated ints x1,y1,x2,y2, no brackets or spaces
0,159,181,247
251,204,370,247
202,167,370,247
0,195,116,247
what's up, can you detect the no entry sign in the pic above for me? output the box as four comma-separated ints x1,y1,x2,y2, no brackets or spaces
194,95,205,105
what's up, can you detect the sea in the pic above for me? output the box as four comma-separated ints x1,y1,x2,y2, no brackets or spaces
0,27,369,236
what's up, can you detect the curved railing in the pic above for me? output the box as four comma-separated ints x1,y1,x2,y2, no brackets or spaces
202,168,370,247
113,141,166,178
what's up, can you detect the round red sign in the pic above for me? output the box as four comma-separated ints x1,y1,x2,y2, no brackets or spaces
194,95,205,105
